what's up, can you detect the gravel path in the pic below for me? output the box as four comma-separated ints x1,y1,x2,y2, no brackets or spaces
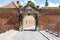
12,31,48,40
0,30,60,40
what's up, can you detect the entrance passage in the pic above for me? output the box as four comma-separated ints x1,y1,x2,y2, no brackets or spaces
23,15,36,30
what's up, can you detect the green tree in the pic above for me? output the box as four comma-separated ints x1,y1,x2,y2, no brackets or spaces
18,2,22,7
30,1,35,7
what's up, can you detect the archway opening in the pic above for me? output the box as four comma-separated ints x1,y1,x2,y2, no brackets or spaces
23,15,36,30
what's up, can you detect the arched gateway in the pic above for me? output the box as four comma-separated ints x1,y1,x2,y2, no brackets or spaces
19,1,39,31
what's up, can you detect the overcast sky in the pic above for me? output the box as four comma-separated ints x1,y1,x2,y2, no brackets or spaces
0,0,60,7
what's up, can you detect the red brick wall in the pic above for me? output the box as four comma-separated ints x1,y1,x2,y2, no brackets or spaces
38,14,60,34
0,12,19,33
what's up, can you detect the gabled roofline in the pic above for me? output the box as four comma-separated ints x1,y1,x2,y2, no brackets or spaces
20,4,40,11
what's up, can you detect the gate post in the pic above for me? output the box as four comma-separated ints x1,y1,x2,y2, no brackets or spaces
19,14,23,31
35,14,38,31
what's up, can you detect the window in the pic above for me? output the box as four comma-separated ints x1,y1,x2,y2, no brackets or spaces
26,20,31,25
29,20,30,24
26,20,27,24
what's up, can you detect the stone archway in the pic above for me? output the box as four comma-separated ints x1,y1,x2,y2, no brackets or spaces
23,15,36,30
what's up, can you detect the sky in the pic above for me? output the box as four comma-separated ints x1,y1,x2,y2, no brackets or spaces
0,0,60,7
